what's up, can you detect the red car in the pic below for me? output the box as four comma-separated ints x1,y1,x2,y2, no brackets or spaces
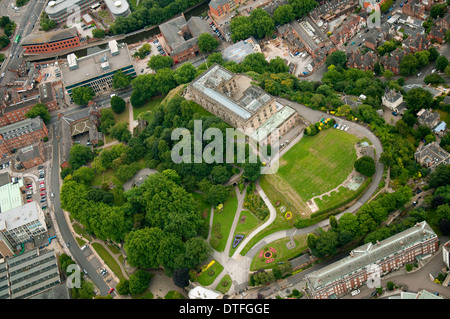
40,192,45,196
108,287,115,294
26,185,32,189
27,199,33,203
40,188,46,191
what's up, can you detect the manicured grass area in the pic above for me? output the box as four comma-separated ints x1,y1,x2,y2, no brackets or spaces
91,167,115,186
72,223,91,240
197,260,224,286
132,289,154,299
215,274,232,294
209,190,238,252
113,102,130,123
164,291,185,299
250,234,308,271
107,244,121,255
75,237,86,247
277,128,358,201
91,242,127,282
314,186,357,211
435,109,450,126
229,210,263,257
133,95,166,120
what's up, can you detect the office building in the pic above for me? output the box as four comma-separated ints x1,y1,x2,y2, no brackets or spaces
61,40,136,96
21,28,80,55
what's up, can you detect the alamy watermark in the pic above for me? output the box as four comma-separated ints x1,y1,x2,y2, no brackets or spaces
66,264,82,289
366,3,381,29
171,120,280,174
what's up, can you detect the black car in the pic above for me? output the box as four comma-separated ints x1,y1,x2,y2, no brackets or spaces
371,291,378,297
38,166,44,169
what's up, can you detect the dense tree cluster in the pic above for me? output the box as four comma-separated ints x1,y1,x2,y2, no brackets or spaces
25,103,51,124
307,186,413,257
111,0,204,34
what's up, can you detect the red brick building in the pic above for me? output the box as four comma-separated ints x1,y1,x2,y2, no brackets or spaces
305,221,438,299
21,28,80,55
209,0,245,18
0,117,48,157
159,15,217,64
17,142,45,170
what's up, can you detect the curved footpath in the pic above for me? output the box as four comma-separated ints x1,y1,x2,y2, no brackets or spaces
204,99,385,295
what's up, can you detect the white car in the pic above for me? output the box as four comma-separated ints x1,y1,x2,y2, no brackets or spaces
344,126,349,131
351,289,361,296
340,125,346,130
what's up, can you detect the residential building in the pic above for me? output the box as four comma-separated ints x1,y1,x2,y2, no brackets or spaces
0,201,47,247
61,40,136,96
389,290,443,299
0,248,61,299
401,0,435,19
382,87,403,112
185,64,301,145
443,240,450,269
433,121,447,137
417,108,440,129
208,0,245,19
21,28,80,55
414,141,450,170
309,0,358,23
347,49,376,71
329,15,366,48
0,117,48,157
16,142,46,170
305,221,438,299
159,15,217,64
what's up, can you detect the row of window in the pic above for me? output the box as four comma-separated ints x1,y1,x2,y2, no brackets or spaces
26,40,79,53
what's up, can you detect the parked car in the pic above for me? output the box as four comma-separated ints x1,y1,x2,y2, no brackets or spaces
351,289,361,296
108,287,115,294
392,111,398,116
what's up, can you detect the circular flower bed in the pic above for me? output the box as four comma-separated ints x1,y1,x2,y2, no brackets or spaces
279,206,286,213
208,270,215,276
285,211,292,219
258,247,278,264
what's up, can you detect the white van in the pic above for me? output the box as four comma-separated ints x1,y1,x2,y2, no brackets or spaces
81,245,88,251
351,289,361,296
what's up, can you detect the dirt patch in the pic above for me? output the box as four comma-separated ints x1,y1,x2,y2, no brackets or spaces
240,215,247,224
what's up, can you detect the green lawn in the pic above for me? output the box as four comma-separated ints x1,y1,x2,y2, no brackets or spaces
250,234,308,271
197,260,224,286
133,95,166,120
209,190,238,252
215,274,232,294
229,210,263,257
114,102,130,123
277,128,359,200
314,186,355,211
435,109,450,126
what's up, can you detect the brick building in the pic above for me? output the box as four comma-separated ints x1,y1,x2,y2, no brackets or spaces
21,28,80,55
159,15,217,64
208,0,245,18
16,142,46,170
305,221,438,299
0,117,48,157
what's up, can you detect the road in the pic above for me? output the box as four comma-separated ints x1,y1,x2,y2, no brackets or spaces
50,123,112,296
0,0,46,84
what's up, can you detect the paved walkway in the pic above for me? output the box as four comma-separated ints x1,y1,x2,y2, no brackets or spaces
197,98,385,296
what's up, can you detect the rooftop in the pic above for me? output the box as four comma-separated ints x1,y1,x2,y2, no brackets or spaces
0,177,23,213
0,117,45,141
0,201,42,231
305,221,437,290
191,64,273,121
21,28,78,46
61,41,134,87
222,37,260,63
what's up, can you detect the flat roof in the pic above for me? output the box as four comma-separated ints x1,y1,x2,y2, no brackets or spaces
61,42,134,87
0,201,41,230
223,38,258,63
104,0,130,15
251,105,296,142
0,178,24,213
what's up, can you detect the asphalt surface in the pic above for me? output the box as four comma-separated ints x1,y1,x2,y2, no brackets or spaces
50,122,112,296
